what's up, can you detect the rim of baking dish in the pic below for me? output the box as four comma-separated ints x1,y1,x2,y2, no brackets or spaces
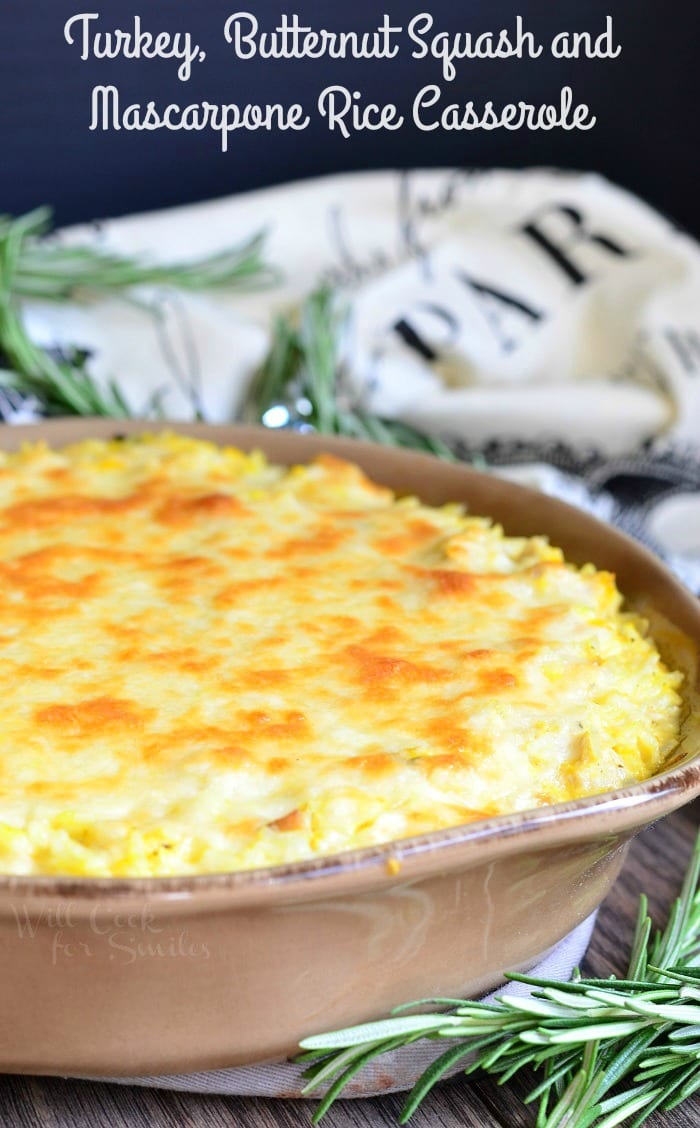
0,761,698,899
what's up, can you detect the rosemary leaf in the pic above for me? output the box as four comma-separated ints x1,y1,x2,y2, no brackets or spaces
2,206,276,301
242,285,456,460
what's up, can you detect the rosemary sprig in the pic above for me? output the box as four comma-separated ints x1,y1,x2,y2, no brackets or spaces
299,831,700,1128
0,305,131,418
0,206,274,418
242,286,456,459
1,206,275,301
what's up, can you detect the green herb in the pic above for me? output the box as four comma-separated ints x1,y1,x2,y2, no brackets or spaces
299,830,700,1128
0,206,274,417
243,286,456,459
1,206,275,302
0,304,132,418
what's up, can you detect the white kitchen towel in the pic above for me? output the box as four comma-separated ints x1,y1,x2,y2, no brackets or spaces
12,167,700,586
22,168,700,449
91,912,596,1098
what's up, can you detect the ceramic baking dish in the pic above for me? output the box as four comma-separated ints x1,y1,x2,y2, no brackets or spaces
0,418,698,1077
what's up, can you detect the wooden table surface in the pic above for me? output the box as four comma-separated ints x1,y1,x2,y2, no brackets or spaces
1,800,698,1128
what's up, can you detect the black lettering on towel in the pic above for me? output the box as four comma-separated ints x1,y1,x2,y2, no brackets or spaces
393,303,460,362
664,328,700,376
521,204,630,285
457,273,542,353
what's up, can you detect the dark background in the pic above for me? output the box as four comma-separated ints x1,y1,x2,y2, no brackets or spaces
1,0,697,232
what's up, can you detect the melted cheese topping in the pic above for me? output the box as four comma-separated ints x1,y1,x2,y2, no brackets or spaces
0,433,683,876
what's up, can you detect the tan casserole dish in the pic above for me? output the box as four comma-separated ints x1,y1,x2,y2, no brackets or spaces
0,417,698,1078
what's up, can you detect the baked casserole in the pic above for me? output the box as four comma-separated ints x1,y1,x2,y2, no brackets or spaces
0,433,682,877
